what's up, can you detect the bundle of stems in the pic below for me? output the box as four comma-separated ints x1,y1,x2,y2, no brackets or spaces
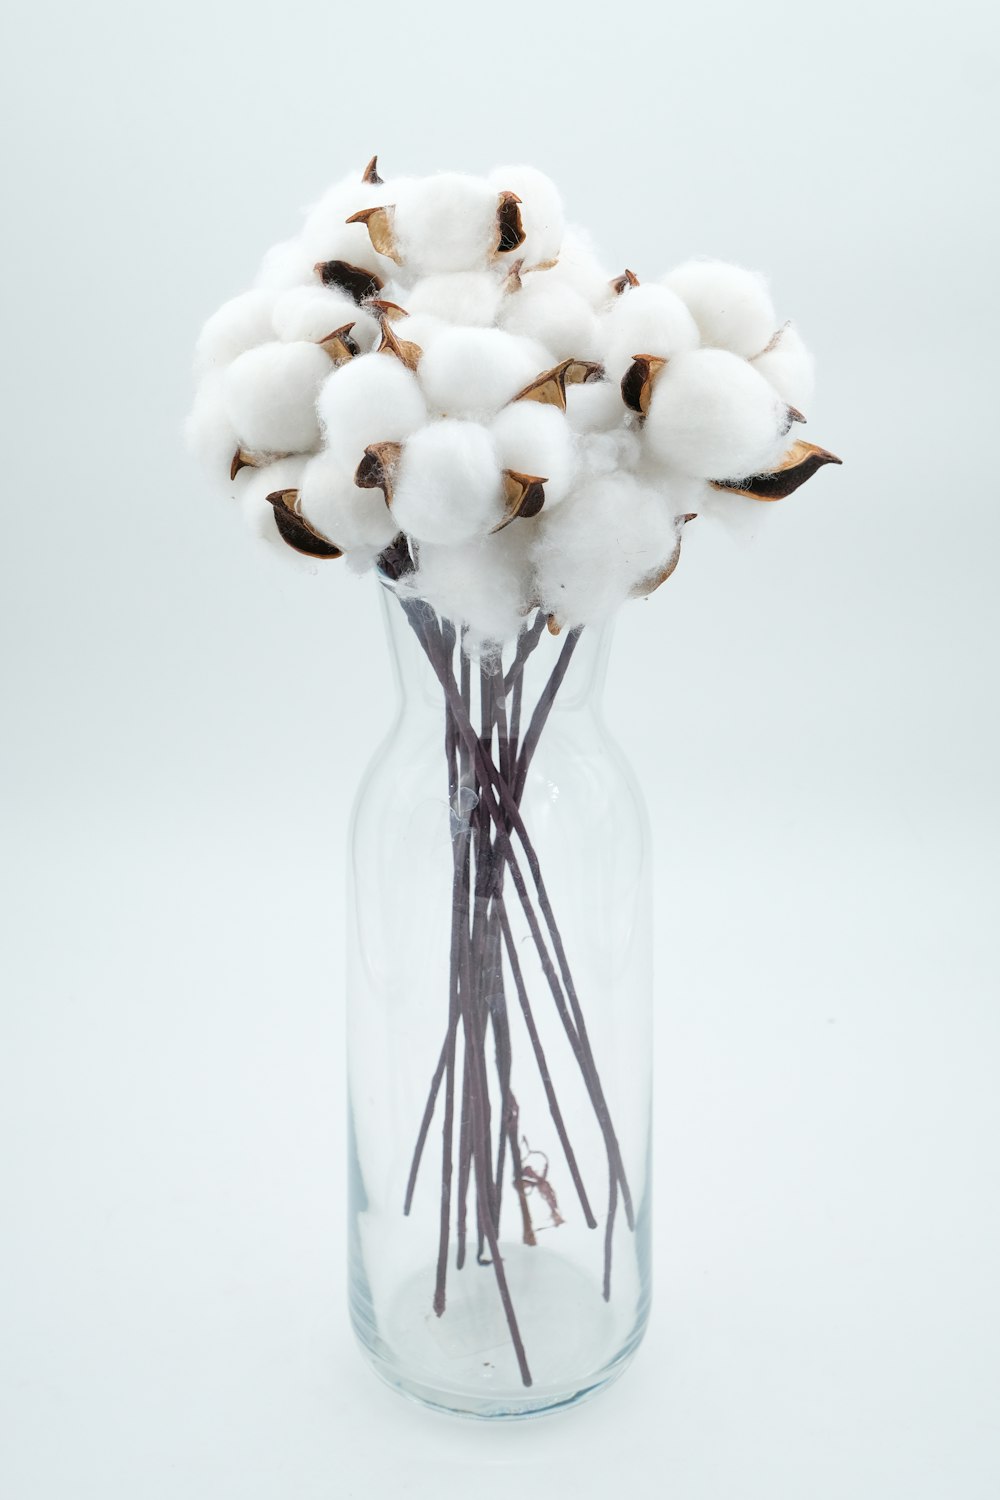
397,595,634,1388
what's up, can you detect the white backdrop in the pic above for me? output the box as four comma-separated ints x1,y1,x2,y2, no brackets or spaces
2,1,998,1496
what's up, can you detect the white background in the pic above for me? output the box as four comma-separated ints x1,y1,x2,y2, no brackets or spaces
2,1,998,1495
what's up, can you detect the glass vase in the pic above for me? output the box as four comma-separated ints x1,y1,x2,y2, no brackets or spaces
346,582,652,1419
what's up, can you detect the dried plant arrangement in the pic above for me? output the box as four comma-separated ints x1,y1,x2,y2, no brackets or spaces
189,156,839,1418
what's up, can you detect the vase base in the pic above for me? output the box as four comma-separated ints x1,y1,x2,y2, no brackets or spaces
351,1243,649,1420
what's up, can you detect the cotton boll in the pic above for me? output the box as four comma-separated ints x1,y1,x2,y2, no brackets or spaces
750,323,815,412
564,378,624,434
299,172,398,278
664,260,777,358
254,237,314,292
391,420,504,543
224,342,330,454
392,311,447,353
272,286,379,349
317,353,428,468
488,164,563,268
186,374,240,485
418,328,550,417
406,271,503,327
643,349,792,480
235,456,309,550
490,403,576,508
392,174,501,276
533,473,682,628
500,278,600,361
298,451,398,560
408,525,533,649
194,290,278,376
601,283,700,383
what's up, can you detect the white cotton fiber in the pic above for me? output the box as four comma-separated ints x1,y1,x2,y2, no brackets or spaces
500,277,600,361
253,236,315,292
533,473,682,627
391,420,504,543
299,172,398,278
224,341,331,454
643,348,791,480
565,378,625,434
488,164,563,268
235,455,309,549
490,402,576,507
664,260,776,358
298,451,398,561
271,286,379,349
578,427,641,478
186,374,240,483
317,353,428,467
406,271,503,327
417,327,550,417
194,289,277,376
601,283,700,382
407,525,533,649
542,227,614,308
751,322,815,412
392,174,501,276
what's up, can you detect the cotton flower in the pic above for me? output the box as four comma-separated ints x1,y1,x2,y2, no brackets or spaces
390,420,504,543
407,525,533,650
299,451,398,562
602,283,700,382
234,456,309,549
664,260,777,359
224,341,331,454
418,328,550,418
490,402,576,507
317,352,428,467
487,164,564,268
194,290,278,376
642,348,794,480
272,286,379,349
500,275,600,361
392,174,506,276
750,322,815,412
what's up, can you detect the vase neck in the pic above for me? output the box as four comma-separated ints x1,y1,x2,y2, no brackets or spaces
378,582,613,719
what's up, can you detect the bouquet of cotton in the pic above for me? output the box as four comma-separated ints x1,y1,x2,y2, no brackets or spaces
188,156,839,1417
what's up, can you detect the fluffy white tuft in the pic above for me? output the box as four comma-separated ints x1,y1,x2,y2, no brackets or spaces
317,353,428,468
533,473,682,627
487,164,564,268
417,327,550,417
392,174,500,276
664,260,777,358
643,348,792,480
490,402,576,508
542,227,613,308
194,290,278,377
499,276,600,360
186,373,239,482
564,377,625,434
271,286,379,349
405,271,503,327
750,322,815,412
299,451,398,562
224,341,330,454
234,456,309,550
601,283,700,382
407,525,533,651
391,420,504,544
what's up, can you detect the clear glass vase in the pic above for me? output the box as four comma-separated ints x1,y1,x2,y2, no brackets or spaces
346,582,652,1419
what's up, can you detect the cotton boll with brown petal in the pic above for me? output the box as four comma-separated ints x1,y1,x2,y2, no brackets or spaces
299,171,399,279
406,271,504,327
186,374,240,487
224,341,331,455
418,328,551,418
234,455,309,551
643,348,792,480
272,286,379,349
194,290,278,376
298,451,398,565
391,420,504,544
751,323,815,412
664,260,776,358
317,353,428,468
533,474,683,628
407,525,533,650
487,164,563,268
490,403,576,508
392,174,503,276
499,277,600,361
601,283,700,382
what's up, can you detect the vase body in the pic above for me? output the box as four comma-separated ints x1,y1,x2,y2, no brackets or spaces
346,586,652,1418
